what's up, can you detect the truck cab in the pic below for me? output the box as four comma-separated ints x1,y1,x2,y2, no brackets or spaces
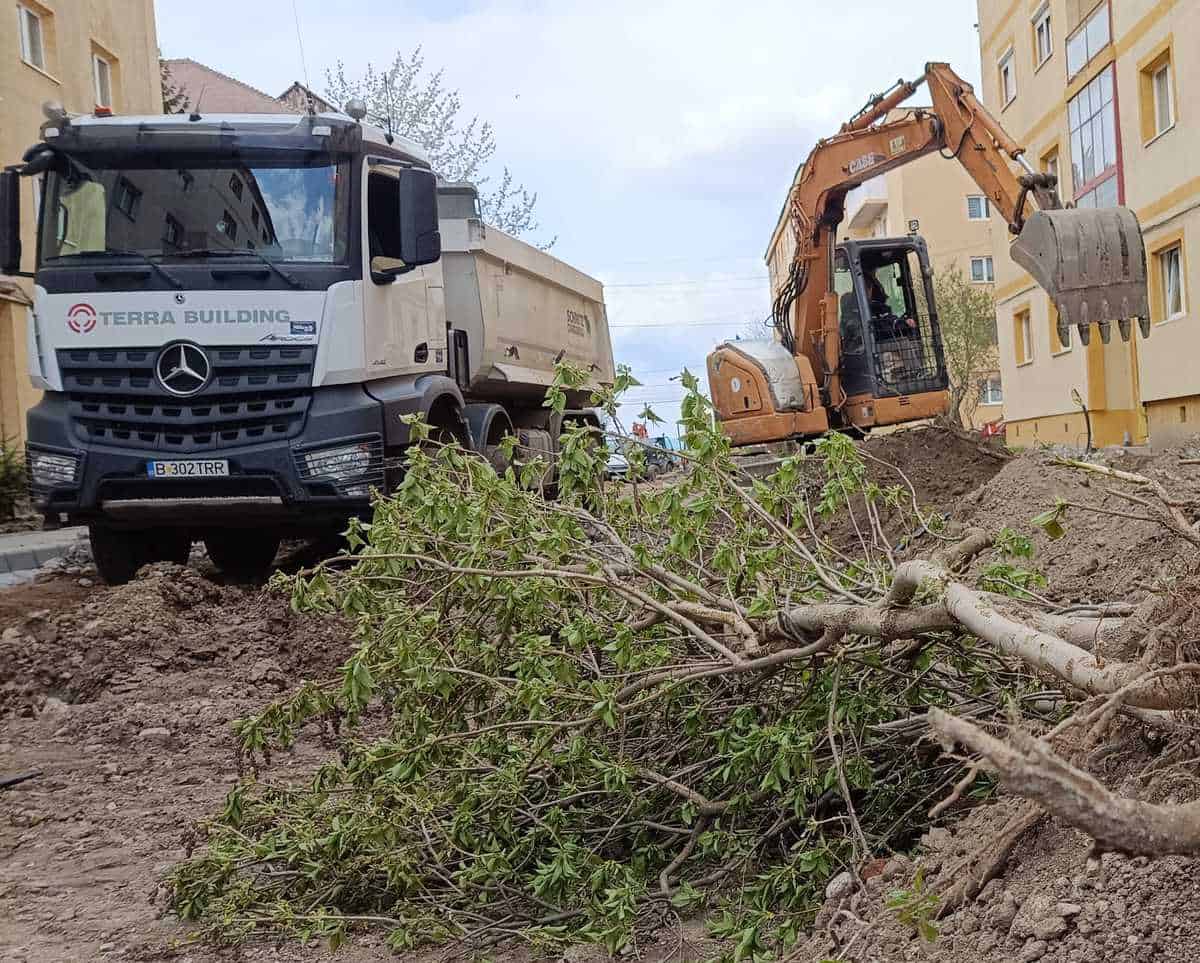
0,109,612,583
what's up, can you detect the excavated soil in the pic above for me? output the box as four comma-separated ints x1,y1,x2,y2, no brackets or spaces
859,427,1010,517
6,430,1200,961
797,722,1200,963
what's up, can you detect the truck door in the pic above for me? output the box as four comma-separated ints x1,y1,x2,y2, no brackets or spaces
361,160,435,377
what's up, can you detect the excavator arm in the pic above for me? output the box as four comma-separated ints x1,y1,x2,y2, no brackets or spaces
775,62,1148,411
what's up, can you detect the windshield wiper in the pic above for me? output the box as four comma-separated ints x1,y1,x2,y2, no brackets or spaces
169,248,304,290
47,249,184,289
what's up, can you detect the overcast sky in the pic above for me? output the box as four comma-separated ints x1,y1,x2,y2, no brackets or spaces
156,0,983,436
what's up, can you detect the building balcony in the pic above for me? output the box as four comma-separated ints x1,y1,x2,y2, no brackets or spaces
845,175,889,230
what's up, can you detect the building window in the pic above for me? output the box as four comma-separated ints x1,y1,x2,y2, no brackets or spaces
1139,49,1176,144
93,53,112,108
229,175,244,200
967,195,991,221
218,210,238,242
17,4,45,70
1033,5,1052,68
999,50,1016,106
979,375,1003,406
163,214,183,249
1066,2,1111,80
114,177,141,220
970,256,995,283
1158,244,1185,322
1014,308,1033,365
1069,66,1118,208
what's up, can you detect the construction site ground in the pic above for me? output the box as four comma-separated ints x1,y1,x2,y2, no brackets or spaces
5,428,1200,962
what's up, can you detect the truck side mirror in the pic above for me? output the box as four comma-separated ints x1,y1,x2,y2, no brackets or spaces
0,170,21,276
398,168,440,268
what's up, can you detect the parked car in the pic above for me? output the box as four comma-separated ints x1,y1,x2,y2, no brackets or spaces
605,452,630,479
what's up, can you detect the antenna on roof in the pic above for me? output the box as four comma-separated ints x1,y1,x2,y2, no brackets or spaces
189,84,207,122
291,0,315,115
382,68,396,144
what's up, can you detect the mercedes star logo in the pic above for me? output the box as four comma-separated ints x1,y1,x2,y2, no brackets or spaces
156,341,212,397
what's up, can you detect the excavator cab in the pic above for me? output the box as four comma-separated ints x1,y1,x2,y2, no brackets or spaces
835,236,948,426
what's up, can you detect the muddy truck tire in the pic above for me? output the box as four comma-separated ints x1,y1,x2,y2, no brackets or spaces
89,526,191,585
203,531,281,581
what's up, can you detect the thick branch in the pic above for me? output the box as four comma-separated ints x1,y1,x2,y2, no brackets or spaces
931,709,1200,856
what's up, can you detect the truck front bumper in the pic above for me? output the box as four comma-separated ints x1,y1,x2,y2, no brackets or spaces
25,385,386,530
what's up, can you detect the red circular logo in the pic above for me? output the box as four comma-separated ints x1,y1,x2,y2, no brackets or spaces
67,303,97,334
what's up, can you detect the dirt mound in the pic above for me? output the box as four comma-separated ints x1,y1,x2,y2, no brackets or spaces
798,725,1200,962
1,562,351,717
956,449,1199,602
860,427,1009,516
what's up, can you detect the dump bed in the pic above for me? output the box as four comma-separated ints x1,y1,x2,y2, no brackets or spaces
438,185,615,404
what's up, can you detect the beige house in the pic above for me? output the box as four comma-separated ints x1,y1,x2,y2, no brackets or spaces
766,131,1004,428
0,0,161,445
978,0,1200,448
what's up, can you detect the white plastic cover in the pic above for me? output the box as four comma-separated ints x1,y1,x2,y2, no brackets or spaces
720,339,807,411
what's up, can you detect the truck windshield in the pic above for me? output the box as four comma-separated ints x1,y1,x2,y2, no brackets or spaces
38,152,349,265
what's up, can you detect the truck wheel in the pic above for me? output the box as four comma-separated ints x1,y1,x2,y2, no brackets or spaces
88,526,145,585
204,532,281,581
89,527,194,585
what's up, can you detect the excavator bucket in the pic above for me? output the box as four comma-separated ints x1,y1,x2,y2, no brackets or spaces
1010,207,1150,346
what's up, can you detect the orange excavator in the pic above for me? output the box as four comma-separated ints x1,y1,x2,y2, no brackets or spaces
707,62,1150,446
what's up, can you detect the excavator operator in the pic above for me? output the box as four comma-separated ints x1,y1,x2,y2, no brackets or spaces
865,269,918,341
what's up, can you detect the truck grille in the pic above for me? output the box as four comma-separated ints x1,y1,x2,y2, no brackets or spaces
57,345,315,452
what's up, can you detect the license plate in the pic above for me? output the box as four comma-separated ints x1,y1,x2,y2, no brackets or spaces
146,459,230,478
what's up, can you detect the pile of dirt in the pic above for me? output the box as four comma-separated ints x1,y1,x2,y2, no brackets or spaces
0,562,352,718
797,723,1200,962
956,448,1200,602
860,427,1009,517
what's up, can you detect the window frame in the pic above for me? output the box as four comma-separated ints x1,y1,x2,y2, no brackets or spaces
967,195,991,221
1033,5,1052,69
970,256,995,284
978,375,1004,407
17,4,46,71
92,52,113,108
1066,2,1111,82
1152,61,1175,138
1014,306,1034,366
1157,243,1186,324
1068,65,1119,208
999,48,1017,107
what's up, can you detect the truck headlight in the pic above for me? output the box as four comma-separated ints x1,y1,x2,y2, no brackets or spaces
27,448,80,489
295,437,383,496
302,443,373,478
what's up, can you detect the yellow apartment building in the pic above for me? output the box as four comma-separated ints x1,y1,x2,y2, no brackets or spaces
0,0,161,445
978,0,1200,448
766,140,1004,427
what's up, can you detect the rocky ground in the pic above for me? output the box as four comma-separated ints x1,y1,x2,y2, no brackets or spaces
5,429,1200,962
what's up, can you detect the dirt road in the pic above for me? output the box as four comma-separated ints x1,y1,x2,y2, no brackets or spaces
0,565,369,962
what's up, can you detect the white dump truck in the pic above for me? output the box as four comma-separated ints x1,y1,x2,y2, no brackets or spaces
0,107,614,583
